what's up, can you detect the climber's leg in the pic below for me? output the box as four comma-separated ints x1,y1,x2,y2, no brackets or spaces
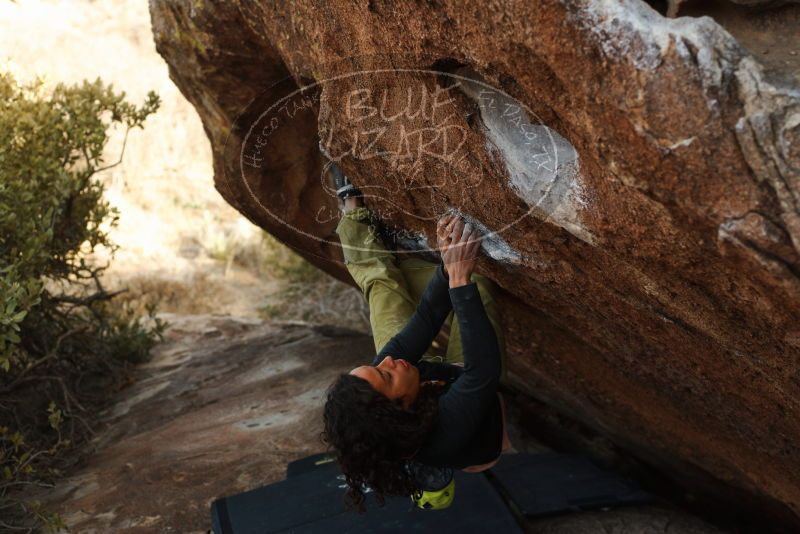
397,256,451,363
335,207,417,354
397,257,438,303
445,273,506,377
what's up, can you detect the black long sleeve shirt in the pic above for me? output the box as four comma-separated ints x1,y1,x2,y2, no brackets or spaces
373,263,503,469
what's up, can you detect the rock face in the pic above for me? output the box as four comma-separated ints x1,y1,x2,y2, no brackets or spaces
149,0,800,528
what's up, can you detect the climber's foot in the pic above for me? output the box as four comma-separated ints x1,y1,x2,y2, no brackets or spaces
326,160,362,201
322,158,364,213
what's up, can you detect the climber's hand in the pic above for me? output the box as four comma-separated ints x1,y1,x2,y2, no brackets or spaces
442,218,481,288
436,214,458,260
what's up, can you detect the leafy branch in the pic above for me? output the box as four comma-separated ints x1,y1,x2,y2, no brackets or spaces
0,72,163,532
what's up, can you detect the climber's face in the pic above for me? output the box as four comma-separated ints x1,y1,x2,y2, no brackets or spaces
350,356,420,409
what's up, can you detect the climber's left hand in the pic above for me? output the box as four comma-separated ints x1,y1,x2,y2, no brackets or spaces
436,214,458,275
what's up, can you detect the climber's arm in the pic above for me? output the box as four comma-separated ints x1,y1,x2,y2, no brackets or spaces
373,262,452,366
426,281,502,451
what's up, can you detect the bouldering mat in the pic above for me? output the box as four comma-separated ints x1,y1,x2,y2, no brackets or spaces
487,451,652,516
285,452,337,479
211,457,522,534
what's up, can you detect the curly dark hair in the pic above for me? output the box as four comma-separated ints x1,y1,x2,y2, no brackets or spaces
321,373,445,512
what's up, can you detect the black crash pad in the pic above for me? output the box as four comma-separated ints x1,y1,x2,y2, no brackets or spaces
487,451,652,516
285,452,337,479
211,451,653,533
211,455,521,534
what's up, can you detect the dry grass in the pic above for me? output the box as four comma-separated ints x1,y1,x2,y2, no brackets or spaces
108,272,234,316
257,235,369,331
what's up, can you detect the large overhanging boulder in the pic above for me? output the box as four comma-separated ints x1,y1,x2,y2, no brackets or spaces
149,0,800,528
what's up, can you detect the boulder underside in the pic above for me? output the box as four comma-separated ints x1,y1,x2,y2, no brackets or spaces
149,0,800,528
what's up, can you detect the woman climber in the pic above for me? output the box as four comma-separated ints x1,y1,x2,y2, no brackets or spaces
321,161,512,512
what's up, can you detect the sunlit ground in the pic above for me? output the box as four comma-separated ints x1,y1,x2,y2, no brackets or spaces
0,0,279,317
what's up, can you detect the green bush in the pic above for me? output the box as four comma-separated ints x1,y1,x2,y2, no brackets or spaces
0,73,163,532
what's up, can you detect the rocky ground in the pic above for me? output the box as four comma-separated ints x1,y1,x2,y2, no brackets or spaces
25,314,725,533
26,314,370,533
